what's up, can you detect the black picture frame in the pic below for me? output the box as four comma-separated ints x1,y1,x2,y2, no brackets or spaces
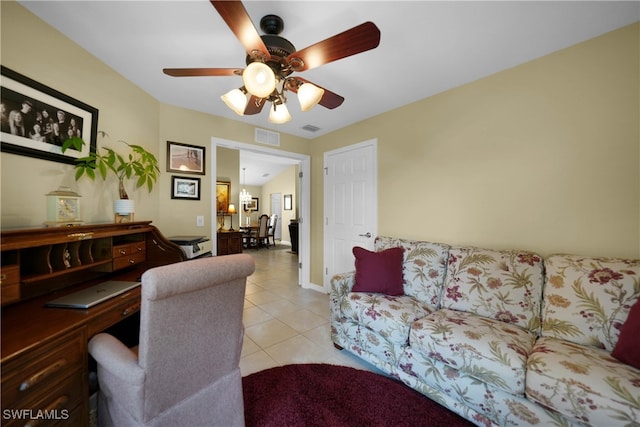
0,66,98,164
243,197,259,212
171,175,201,200
166,141,205,175
284,194,292,210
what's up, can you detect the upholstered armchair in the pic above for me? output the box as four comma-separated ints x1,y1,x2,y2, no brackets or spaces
88,254,255,427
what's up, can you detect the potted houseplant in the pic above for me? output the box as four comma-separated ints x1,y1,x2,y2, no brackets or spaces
62,131,160,199
62,131,160,221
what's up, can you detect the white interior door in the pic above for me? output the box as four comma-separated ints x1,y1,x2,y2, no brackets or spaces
270,193,282,240
324,139,378,291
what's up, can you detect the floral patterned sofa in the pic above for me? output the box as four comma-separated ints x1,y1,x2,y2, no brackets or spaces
330,236,640,426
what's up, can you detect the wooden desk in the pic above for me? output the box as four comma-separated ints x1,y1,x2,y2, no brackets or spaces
0,222,185,426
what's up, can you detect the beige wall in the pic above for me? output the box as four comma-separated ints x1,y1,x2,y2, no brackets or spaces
2,2,638,288
308,22,639,283
260,165,298,244
1,1,161,228
0,2,310,241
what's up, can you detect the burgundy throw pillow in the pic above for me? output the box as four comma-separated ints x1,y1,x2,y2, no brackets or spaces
612,299,640,369
352,246,404,296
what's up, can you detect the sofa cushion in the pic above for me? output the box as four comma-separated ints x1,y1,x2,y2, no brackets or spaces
409,309,537,396
374,237,449,306
612,299,640,369
342,293,435,345
440,246,544,333
526,336,640,425
352,246,404,296
541,254,640,351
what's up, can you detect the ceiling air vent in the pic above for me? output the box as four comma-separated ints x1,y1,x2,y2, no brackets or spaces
255,128,280,147
302,124,320,133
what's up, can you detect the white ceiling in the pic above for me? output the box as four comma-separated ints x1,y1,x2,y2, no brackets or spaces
18,1,639,184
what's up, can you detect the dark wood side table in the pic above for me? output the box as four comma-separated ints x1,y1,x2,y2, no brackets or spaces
217,231,243,255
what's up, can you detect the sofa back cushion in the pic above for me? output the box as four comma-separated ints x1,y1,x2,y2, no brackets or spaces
440,246,545,333
541,254,640,351
374,237,449,306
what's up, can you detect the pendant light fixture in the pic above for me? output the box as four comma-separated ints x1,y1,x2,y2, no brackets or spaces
240,167,252,208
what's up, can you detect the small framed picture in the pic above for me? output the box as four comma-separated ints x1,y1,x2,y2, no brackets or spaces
167,141,205,175
243,197,259,212
284,194,292,210
171,175,201,200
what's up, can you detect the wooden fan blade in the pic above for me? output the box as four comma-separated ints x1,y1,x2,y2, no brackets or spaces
286,77,345,110
243,95,266,115
163,68,241,77
210,0,270,60
286,22,380,72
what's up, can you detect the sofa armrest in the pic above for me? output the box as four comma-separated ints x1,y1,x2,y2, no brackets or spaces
330,271,355,323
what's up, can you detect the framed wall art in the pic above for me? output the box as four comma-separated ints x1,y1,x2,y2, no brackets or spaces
243,197,259,212
166,141,205,175
284,194,292,210
216,180,231,213
0,66,98,164
171,175,201,200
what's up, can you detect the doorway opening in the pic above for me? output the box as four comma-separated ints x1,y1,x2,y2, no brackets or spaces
211,137,314,291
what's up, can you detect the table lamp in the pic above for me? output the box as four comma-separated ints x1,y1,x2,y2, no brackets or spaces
228,204,237,231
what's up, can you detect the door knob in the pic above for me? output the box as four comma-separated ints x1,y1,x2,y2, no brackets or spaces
358,232,372,238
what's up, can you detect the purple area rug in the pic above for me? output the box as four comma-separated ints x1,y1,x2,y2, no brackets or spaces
242,363,474,426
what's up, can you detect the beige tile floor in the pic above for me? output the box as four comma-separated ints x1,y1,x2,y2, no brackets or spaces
240,243,377,376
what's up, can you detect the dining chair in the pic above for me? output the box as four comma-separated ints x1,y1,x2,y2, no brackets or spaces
268,214,278,247
250,214,270,249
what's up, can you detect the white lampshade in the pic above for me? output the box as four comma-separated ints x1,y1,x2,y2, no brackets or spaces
297,83,325,112
242,62,276,98
221,88,248,116
114,199,135,214
269,103,292,124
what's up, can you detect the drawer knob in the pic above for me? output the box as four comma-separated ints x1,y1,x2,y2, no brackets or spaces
129,258,136,264
119,249,127,255
19,358,67,392
122,302,141,317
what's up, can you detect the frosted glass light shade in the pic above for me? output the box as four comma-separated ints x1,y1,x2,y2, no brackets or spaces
242,62,276,98
221,89,248,115
297,83,325,111
269,103,292,124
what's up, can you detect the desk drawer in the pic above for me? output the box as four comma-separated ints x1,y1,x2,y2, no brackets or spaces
1,329,85,410
1,265,20,305
113,251,146,270
87,290,140,337
112,242,146,258
2,373,84,427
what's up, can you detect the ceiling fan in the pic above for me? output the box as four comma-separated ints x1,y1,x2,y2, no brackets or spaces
163,0,381,124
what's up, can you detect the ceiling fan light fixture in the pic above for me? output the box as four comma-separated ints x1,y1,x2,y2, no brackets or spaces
269,103,292,124
297,83,325,112
243,62,276,98
221,88,248,116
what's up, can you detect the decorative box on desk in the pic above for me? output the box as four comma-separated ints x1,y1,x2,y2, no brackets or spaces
168,236,213,259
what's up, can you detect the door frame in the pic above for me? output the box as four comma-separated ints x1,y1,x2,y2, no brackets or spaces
211,137,311,290
323,138,378,291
